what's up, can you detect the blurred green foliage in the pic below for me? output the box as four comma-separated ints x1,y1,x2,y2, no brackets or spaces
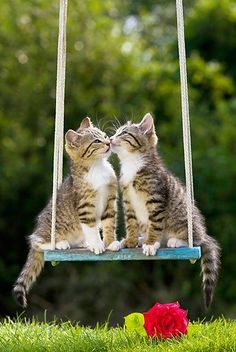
0,0,236,324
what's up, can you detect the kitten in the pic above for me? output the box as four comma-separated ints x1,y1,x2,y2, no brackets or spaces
111,113,220,308
13,117,120,307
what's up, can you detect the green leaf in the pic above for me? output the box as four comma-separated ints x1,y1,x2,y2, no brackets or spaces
124,313,147,337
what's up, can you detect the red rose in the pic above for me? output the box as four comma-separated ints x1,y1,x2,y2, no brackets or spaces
143,302,188,339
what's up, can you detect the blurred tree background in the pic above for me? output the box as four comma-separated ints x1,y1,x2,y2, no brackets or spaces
0,0,236,325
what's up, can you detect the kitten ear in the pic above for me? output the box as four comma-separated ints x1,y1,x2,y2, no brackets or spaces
139,113,154,134
80,117,92,129
65,129,80,148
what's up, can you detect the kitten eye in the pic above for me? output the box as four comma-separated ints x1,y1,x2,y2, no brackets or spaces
118,131,127,136
94,139,101,143
104,134,108,139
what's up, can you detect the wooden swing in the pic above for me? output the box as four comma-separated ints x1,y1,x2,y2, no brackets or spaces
44,0,201,264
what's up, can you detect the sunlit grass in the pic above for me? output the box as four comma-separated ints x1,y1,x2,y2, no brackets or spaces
0,318,235,352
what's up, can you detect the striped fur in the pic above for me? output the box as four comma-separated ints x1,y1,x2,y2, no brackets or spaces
111,113,220,308
13,117,119,307
13,249,44,308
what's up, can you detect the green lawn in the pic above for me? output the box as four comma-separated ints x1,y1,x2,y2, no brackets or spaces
0,318,235,352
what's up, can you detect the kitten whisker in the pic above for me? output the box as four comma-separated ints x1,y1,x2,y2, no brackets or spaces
101,119,112,133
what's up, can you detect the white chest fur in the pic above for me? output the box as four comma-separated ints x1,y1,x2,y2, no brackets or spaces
85,159,115,190
128,185,149,225
120,152,144,186
85,159,115,221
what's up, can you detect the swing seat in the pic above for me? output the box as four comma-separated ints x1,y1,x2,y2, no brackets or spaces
44,246,201,262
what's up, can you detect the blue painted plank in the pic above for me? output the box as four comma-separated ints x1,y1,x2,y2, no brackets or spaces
44,247,201,262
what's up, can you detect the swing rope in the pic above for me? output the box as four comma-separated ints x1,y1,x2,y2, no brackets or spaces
176,0,194,248
50,0,195,252
50,0,68,250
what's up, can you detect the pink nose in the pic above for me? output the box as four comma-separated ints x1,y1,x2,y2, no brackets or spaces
109,137,113,143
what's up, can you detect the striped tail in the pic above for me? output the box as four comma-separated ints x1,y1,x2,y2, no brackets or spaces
201,235,220,309
13,248,44,307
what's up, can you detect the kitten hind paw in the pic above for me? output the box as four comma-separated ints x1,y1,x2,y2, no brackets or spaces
55,240,70,250
167,238,188,248
142,241,160,256
107,241,121,252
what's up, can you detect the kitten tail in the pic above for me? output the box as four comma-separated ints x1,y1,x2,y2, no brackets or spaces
13,248,44,307
201,235,220,309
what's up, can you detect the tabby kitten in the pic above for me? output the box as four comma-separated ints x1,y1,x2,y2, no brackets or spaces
13,117,120,307
111,113,220,308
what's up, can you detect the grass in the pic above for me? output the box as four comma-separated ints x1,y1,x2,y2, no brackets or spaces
0,318,236,352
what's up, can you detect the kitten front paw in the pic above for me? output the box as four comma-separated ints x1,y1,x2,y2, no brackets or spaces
56,240,70,250
167,238,188,248
121,238,138,248
87,240,105,255
119,238,126,249
142,241,160,256
107,240,121,252
138,234,147,247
